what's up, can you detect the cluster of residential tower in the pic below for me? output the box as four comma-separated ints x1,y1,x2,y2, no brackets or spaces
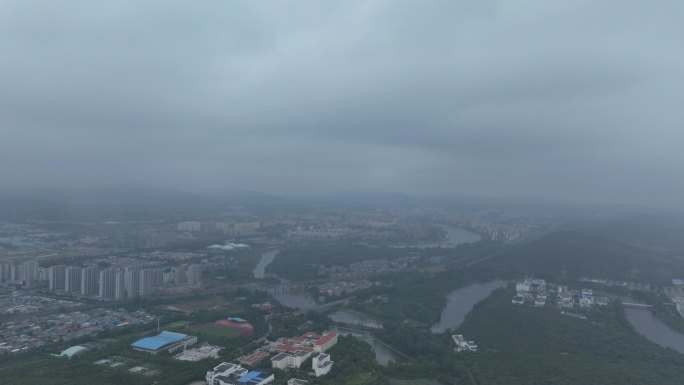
0,261,201,300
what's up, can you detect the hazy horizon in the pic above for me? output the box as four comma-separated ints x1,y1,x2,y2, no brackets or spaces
2,1,683,208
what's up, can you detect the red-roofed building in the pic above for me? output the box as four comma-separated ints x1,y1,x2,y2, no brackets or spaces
238,350,270,366
272,331,337,354
313,332,338,353
273,344,314,353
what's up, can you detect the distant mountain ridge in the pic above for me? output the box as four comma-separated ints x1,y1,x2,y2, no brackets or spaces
0,184,656,222
0,184,213,221
588,213,684,252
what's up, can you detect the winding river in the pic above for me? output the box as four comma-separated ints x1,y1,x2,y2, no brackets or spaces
621,303,684,353
431,280,507,333
330,326,400,366
256,249,318,310
329,309,383,329
253,250,278,279
400,225,481,248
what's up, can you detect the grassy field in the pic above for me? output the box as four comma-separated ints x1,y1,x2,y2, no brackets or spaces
0,354,151,385
163,298,238,314
339,371,380,385
191,323,242,338
389,379,441,385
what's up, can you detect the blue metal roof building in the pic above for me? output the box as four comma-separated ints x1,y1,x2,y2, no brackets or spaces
131,331,190,352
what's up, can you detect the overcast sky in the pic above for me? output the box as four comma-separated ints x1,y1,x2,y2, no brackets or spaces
1,1,683,207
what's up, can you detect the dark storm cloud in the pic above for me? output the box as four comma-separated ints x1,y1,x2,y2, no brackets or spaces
1,0,683,206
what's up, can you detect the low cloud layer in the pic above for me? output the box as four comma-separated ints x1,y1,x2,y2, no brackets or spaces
1,1,683,207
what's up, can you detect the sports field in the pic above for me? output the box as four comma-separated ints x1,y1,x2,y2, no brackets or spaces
190,323,242,338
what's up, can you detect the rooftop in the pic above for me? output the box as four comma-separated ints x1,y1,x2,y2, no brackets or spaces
238,370,270,384
315,332,338,346
60,345,87,358
272,352,290,361
131,331,188,351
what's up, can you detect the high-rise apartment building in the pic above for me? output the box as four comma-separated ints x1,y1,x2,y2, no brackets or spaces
139,268,155,297
19,261,38,283
49,265,66,291
175,266,186,285
177,221,201,232
114,270,126,300
188,264,202,286
98,268,117,298
125,266,142,298
81,266,99,295
163,270,175,285
65,266,82,293
0,263,12,283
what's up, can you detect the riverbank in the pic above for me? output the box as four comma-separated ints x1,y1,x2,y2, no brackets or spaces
431,280,506,333
253,249,278,279
331,325,411,366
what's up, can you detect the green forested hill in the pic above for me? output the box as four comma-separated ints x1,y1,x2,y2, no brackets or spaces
459,286,684,385
479,231,684,282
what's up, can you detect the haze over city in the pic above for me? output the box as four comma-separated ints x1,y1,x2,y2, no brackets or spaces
5,2,684,385
2,0,683,207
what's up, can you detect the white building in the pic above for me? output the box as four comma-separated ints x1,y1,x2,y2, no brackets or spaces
175,266,186,285
18,261,39,283
65,266,82,293
49,265,66,291
674,297,684,318
271,351,311,370
312,354,333,377
114,270,126,300
206,362,274,385
516,281,531,293
139,268,156,297
187,264,202,286
516,278,546,294
99,268,116,298
163,270,175,285
452,335,477,352
80,266,99,295
125,266,142,298
178,221,201,232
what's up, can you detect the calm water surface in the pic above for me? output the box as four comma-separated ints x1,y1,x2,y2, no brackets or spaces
330,310,383,329
404,225,481,248
624,306,684,353
331,326,399,366
253,250,278,279
431,280,507,333
270,287,317,310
